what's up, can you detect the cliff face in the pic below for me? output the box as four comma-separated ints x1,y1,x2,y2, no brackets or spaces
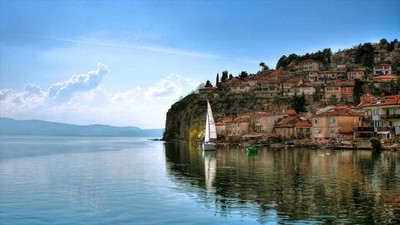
163,89,289,141
163,93,206,141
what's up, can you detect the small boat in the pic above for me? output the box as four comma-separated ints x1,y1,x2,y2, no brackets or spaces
246,146,258,153
285,141,294,148
202,100,217,151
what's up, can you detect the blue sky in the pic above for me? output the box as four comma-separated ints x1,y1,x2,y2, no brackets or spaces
1,0,399,128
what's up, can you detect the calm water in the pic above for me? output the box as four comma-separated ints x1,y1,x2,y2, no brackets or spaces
0,136,399,224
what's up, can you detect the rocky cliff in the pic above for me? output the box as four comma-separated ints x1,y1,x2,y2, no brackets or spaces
163,93,206,142
162,87,289,142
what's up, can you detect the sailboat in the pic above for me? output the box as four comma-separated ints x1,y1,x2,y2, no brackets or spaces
202,100,217,151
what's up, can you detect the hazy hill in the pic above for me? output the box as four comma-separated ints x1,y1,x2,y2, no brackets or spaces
0,118,163,137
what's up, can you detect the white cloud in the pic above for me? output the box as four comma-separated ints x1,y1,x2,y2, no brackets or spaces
144,73,198,101
48,63,110,101
0,64,199,128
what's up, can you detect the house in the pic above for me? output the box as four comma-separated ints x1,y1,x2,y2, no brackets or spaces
225,114,252,137
274,116,312,139
324,81,354,103
298,59,323,73
336,64,347,80
355,94,400,141
274,116,298,139
252,111,286,133
216,117,233,138
294,119,312,139
199,87,217,99
373,63,392,75
347,70,365,80
229,79,251,94
312,107,362,143
283,78,303,96
254,70,285,98
298,83,316,96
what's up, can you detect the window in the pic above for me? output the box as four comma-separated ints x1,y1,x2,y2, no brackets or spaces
315,118,321,124
315,128,321,134
331,128,336,134
389,121,396,127
238,123,241,127
238,131,240,135
255,118,261,123
330,118,336,126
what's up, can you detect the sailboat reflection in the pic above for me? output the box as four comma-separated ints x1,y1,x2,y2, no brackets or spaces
203,151,217,191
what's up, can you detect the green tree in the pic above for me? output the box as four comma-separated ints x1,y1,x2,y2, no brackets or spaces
216,73,219,87
290,94,307,113
353,79,364,105
205,80,213,87
239,71,248,79
355,43,374,68
276,55,288,69
221,70,228,83
329,94,338,105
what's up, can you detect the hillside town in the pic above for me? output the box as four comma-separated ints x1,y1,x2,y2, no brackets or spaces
195,39,400,149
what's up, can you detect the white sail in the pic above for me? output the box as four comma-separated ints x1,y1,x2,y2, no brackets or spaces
205,100,217,142
204,106,210,142
208,101,217,140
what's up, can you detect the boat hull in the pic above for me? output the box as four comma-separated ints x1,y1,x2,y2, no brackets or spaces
202,142,217,151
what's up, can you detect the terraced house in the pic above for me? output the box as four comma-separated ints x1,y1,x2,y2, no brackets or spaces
312,107,362,143
355,94,400,141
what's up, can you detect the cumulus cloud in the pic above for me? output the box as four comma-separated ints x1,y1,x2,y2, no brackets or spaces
48,63,110,101
0,64,199,128
144,73,198,101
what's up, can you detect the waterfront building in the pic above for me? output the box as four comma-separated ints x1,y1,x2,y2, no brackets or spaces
355,94,400,141
312,107,362,143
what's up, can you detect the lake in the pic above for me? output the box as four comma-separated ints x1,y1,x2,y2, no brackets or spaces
0,136,399,224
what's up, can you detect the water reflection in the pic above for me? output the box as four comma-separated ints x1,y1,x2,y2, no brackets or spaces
203,151,216,191
164,142,400,224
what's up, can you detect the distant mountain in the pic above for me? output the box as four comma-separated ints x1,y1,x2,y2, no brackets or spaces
0,118,163,137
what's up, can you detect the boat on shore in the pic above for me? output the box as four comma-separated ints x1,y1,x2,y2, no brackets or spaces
246,146,258,153
202,100,217,151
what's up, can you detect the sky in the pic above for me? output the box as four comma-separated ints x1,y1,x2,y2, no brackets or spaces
1,0,399,129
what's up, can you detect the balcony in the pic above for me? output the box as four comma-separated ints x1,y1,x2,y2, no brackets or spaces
375,126,394,132
354,127,374,132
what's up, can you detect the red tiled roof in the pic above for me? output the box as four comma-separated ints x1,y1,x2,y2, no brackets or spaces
375,63,391,66
199,87,216,90
373,75,397,79
216,117,233,126
358,95,400,108
285,109,297,116
275,116,297,128
314,108,362,117
295,120,312,127
299,83,314,88
268,70,283,76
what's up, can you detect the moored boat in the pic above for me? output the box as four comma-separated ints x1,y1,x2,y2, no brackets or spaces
202,100,217,151
246,146,258,153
